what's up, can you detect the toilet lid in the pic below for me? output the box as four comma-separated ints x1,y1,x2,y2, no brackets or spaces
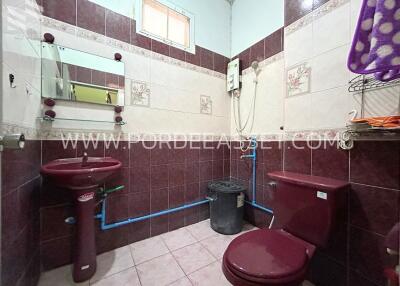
224,229,309,280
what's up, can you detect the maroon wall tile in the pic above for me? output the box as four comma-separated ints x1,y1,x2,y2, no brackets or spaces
2,141,41,193
40,205,74,241
169,144,186,164
169,163,185,187
312,141,349,181
130,165,150,193
349,227,387,285
65,64,77,81
106,9,131,43
95,222,129,254
151,165,169,190
40,236,73,270
151,144,170,165
185,162,200,184
214,54,229,74
131,142,150,167
77,140,105,157
250,39,265,63
350,183,399,235
283,141,312,174
91,70,106,86
77,0,105,35
151,188,169,213
106,194,130,223
127,221,150,244
76,66,92,84
186,46,201,66
169,186,185,208
309,252,348,286
170,46,186,61
350,141,399,189
42,140,76,164
169,211,185,231
42,0,77,26
150,216,168,236
238,48,250,70
199,204,210,220
199,47,214,70
265,28,284,59
152,39,170,57
131,20,152,50
184,207,200,225
200,143,213,161
284,0,313,26
105,73,119,88
200,161,213,182
185,183,200,203
262,141,283,176
129,192,150,217
105,141,129,167
105,167,130,194
212,160,224,180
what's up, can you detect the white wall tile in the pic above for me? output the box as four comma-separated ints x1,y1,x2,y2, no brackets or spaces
284,94,312,131
313,3,350,57
285,23,313,67
311,45,350,92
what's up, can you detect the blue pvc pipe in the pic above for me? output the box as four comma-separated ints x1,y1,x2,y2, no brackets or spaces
244,137,273,214
97,198,209,230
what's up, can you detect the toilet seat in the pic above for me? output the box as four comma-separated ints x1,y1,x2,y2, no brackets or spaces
223,229,316,286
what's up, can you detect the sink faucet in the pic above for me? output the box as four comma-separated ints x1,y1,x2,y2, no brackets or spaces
82,152,89,166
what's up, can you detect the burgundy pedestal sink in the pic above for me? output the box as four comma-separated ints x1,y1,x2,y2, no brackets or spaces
41,154,122,282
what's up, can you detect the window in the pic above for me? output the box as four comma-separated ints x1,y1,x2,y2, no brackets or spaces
136,0,195,53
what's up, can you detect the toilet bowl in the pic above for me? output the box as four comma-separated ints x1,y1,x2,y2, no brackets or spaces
222,171,348,286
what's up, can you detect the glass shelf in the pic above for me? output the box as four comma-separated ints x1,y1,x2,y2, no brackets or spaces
38,116,126,126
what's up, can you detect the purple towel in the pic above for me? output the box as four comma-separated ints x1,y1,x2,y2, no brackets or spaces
348,0,400,81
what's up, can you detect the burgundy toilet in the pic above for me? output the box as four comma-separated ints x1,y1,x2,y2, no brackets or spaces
222,171,348,286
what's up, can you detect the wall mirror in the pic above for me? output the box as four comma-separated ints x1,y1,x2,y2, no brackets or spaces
41,43,125,106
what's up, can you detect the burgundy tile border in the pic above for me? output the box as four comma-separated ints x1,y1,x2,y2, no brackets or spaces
234,27,284,71
40,0,229,75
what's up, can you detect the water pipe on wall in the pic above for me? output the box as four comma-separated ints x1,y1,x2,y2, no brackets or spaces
240,137,274,215
95,193,209,231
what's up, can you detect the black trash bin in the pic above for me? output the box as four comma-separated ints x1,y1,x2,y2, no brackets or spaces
207,181,246,235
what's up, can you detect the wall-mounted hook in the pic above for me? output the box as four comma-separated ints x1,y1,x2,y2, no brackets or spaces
9,74,16,88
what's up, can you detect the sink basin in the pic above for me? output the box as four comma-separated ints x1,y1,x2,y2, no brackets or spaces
41,155,122,282
41,156,122,189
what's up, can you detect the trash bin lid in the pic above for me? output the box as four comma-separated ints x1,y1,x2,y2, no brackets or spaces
208,181,246,193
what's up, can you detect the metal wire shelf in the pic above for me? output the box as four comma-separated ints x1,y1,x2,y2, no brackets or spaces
348,74,400,92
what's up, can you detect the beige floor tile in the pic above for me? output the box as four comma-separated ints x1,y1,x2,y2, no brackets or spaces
188,261,232,286
90,246,134,283
200,234,233,259
185,219,220,241
38,265,89,286
90,267,141,286
168,276,193,286
172,243,216,274
136,253,186,286
130,236,170,265
161,227,197,251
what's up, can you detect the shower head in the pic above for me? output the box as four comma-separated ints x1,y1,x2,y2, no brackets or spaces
251,61,259,71
251,60,261,77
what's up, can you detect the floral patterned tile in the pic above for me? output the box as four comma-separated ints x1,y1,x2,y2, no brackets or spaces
286,62,311,97
131,80,150,106
200,95,212,115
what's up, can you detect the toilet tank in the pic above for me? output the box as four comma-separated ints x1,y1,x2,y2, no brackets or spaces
268,171,348,248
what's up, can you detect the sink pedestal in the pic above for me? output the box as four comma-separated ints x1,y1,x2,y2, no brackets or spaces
72,187,97,282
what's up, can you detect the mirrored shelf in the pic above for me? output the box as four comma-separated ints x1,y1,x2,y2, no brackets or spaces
38,116,127,126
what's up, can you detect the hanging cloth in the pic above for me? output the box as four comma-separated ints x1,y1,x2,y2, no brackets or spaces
348,0,400,82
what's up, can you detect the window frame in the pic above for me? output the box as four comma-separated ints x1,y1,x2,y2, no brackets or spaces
135,0,196,54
